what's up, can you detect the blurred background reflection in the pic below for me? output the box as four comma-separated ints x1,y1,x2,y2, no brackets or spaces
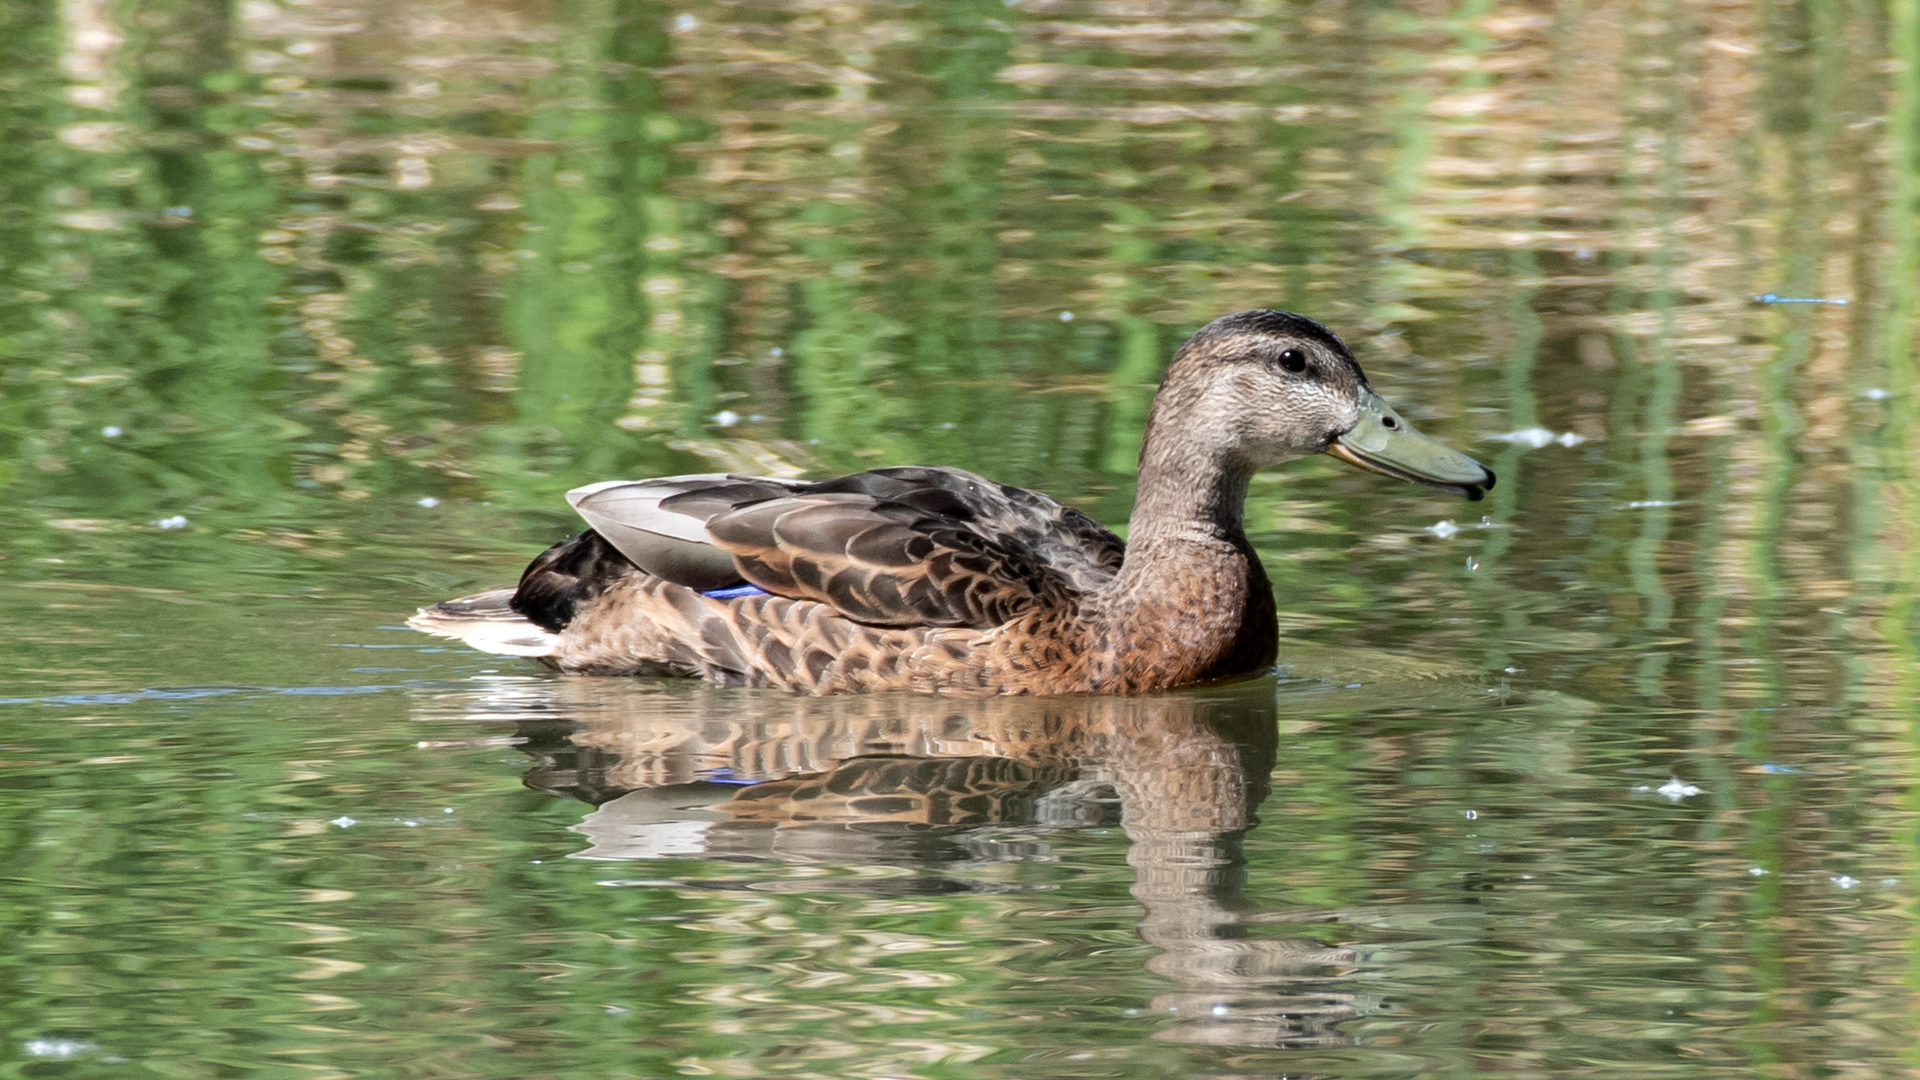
2,0,1918,1074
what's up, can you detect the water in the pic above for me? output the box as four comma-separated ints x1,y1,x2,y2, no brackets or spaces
2,0,1917,1075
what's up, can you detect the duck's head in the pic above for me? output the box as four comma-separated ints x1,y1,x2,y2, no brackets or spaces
1154,309,1496,501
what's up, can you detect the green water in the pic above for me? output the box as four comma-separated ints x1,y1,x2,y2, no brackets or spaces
3,0,1918,1074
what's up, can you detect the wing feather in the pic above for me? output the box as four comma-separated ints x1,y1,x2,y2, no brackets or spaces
567,474,802,592
704,491,1064,629
549,466,1124,632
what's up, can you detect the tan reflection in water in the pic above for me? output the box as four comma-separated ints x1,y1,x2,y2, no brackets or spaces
440,675,1370,1049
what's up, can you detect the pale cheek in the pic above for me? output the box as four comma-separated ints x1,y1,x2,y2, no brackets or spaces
1272,384,1338,432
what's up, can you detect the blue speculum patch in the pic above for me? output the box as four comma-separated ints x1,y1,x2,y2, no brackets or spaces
701,583,770,600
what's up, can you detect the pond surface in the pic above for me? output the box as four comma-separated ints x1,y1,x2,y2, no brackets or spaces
3,0,1919,1075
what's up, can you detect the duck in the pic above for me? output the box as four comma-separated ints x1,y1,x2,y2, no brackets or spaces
409,309,1494,696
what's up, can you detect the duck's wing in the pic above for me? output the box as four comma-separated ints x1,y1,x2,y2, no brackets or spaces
810,467,1125,594
567,474,802,592
564,467,1124,631
704,490,1064,629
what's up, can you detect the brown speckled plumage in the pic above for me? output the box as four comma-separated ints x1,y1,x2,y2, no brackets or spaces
410,310,1494,695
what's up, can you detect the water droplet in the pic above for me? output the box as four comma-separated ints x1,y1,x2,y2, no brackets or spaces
1488,427,1555,448
1831,875,1860,890
416,496,439,508
1657,777,1702,802
1748,867,1767,876
23,1039,96,1059
100,425,123,438
1465,557,1478,572
151,515,189,530
1464,810,1477,820
1427,520,1460,538
1059,311,1075,321
330,816,356,828
1211,1004,1229,1017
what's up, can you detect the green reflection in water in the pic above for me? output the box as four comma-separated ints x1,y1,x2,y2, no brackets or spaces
1,0,1919,1075
1888,0,1920,1072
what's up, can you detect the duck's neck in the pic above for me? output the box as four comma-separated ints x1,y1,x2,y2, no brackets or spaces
1088,427,1278,690
1124,433,1254,547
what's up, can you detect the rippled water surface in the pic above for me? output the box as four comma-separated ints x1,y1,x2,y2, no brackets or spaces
4,0,1919,1075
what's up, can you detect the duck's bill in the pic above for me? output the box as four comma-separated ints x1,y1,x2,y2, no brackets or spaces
1327,390,1497,501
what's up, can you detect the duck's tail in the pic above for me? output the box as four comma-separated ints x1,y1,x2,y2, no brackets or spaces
407,589,560,659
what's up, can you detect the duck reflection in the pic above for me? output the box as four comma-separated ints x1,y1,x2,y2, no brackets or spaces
449,676,1366,1049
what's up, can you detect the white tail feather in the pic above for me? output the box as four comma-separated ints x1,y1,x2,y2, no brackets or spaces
407,589,559,658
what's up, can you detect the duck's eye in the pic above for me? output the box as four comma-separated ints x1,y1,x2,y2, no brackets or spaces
1382,415,1399,430
1279,348,1308,373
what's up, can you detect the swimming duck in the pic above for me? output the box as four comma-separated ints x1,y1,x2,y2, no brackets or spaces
410,310,1494,695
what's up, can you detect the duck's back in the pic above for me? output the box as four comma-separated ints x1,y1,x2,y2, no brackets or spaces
516,467,1122,633
415,467,1128,694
